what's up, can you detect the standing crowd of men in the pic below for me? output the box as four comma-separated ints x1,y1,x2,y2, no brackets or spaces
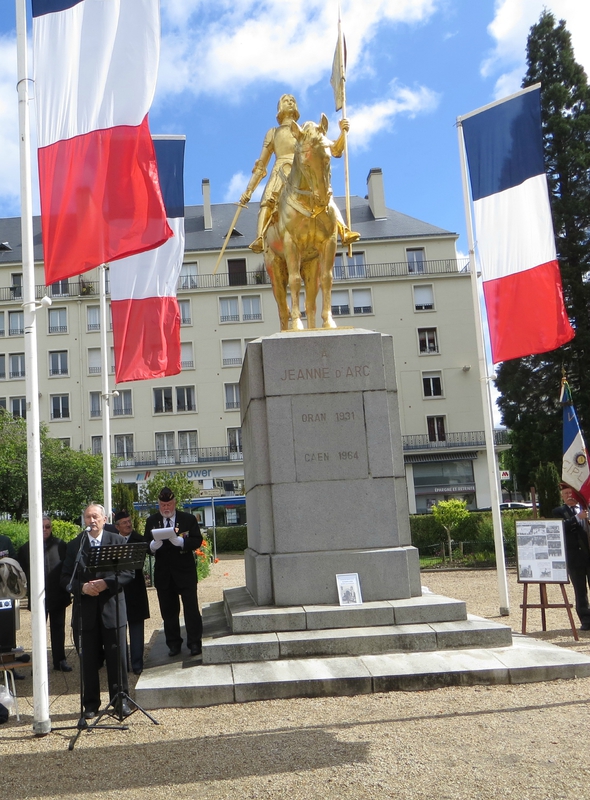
11,487,203,719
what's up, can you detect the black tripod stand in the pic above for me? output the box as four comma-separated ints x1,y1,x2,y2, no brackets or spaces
86,543,158,727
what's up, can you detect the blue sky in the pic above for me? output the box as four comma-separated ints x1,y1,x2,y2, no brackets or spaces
0,0,588,258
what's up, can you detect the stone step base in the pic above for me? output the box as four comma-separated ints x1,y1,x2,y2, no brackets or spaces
222,586,467,634
202,607,512,664
135,633,590,709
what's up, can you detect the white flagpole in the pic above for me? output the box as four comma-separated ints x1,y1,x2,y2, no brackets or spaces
15,0,51,732
100,265,114,521
335,11,353,258
457,118,510,616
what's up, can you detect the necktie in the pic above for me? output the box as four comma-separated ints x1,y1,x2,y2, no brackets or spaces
91,538,99,547
165,518,171,528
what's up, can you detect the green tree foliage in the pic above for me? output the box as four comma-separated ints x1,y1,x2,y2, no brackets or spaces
496,10,590,488
0,410,103,521
112,481,142,532
534,462,561,518
139,470,195,514
431,499,470,563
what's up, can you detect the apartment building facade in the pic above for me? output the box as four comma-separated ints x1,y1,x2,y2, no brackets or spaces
0,168,506,516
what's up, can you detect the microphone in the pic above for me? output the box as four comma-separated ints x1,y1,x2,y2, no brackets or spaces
82,525,91,534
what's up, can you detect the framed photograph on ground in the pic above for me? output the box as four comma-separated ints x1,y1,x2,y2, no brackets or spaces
515,519,568,583
336,573,363,606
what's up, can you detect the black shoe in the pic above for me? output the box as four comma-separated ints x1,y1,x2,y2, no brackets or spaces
189,644,202,657
54,660,73,672
11,670,25,680
114,700,132,718
168,646,181,657
83,708,98,720
133,669,143,676
580,623,590,631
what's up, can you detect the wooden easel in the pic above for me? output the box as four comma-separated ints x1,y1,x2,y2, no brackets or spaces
520,582,579,641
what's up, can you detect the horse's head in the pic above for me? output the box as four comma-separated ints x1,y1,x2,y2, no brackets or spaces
290,115,332,209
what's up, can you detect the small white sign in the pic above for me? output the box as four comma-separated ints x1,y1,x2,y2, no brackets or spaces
336,573,363,606
500,470,511,480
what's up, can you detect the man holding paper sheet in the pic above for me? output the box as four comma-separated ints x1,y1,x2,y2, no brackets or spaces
145,487,203,657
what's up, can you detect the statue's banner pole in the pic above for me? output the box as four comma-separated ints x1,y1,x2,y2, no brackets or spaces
331,11,352,257
214,202,247,275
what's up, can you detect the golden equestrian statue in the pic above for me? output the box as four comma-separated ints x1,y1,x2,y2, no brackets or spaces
239,95,360,331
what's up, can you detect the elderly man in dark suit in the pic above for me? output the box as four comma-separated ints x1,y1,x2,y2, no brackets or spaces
144,487,203,657
552,485,590,631
18,516,72,672
61,503,133,719
113,509,150,675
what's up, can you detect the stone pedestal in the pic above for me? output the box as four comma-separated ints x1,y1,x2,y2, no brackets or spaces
239,328,421,606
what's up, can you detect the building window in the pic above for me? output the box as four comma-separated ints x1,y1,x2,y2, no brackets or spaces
50,394,70,419
413,284,434,311
221,339,242,367
0,311,4,337
418,328,439,354
427,415,446,442
87,305,100,331
423,371,443,398
10,273,22,300
228,427,242,459
225,383,240,410
352,288,372,314
228,258,247,286
113,389,132,416
91,435,102,455
0,397,6,410
110,346,115,374
90,391,102,418
0,355,4,379
181,342,194,370
176,385,196,412
11,396,26,418
407,248,425,273
179,299,191,325
220,296,239,323
178,262,198,290
88,348,101,375
154,387,173,414
57,438,71,448
155,431,175,464
331,289,350,316
49,350,68,376
9,353,25,379
8,310,24,336
334,252,366,280
114,433,134,464
242,295,262,321
51,279,69,297
178,430,198,463
48,308,67,334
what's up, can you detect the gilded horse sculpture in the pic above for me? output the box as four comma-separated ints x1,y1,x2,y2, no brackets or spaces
263,114,340,331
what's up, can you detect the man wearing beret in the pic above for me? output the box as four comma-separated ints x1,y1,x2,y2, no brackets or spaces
144,488,203,657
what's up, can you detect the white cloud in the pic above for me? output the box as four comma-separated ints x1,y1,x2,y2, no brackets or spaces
223,171,263,203
483,0,590,98
157,0,440,100
345,84,440,150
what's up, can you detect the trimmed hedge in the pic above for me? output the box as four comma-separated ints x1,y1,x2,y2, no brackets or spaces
206,525,248,552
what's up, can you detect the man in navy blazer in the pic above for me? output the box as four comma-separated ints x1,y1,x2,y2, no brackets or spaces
144,487,203,657
61,503,133,718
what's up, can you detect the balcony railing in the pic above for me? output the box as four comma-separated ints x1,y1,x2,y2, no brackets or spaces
403,429,509,451
114,446,243,468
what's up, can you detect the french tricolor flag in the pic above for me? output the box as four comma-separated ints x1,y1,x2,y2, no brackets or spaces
461,85,574,363
561,379,590,506
32,0,172,285
110,136,185,384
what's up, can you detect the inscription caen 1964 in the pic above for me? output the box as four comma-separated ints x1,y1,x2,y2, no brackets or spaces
281,364,370,381
301,410,359,462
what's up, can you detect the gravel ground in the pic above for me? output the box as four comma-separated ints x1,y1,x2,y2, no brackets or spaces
2,557,590,800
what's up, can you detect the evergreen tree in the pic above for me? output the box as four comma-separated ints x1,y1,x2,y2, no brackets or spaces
496,10,590,487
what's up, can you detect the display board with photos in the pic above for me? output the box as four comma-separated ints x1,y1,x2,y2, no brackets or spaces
515,519,568,584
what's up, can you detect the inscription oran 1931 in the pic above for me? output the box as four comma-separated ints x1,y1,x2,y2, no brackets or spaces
300,411,356,423
281,364,370,381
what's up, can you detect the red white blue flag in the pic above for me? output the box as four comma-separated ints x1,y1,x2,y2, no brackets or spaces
460,85,573,363
110,136,184,383
32,0,172,285
560,378,590,506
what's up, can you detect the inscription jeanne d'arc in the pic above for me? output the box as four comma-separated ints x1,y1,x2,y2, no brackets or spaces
281,364,370,382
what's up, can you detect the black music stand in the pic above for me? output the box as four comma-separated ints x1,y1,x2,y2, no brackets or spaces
81,543,158,740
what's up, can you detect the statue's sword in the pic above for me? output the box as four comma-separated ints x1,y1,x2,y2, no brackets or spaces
213,202,248,275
